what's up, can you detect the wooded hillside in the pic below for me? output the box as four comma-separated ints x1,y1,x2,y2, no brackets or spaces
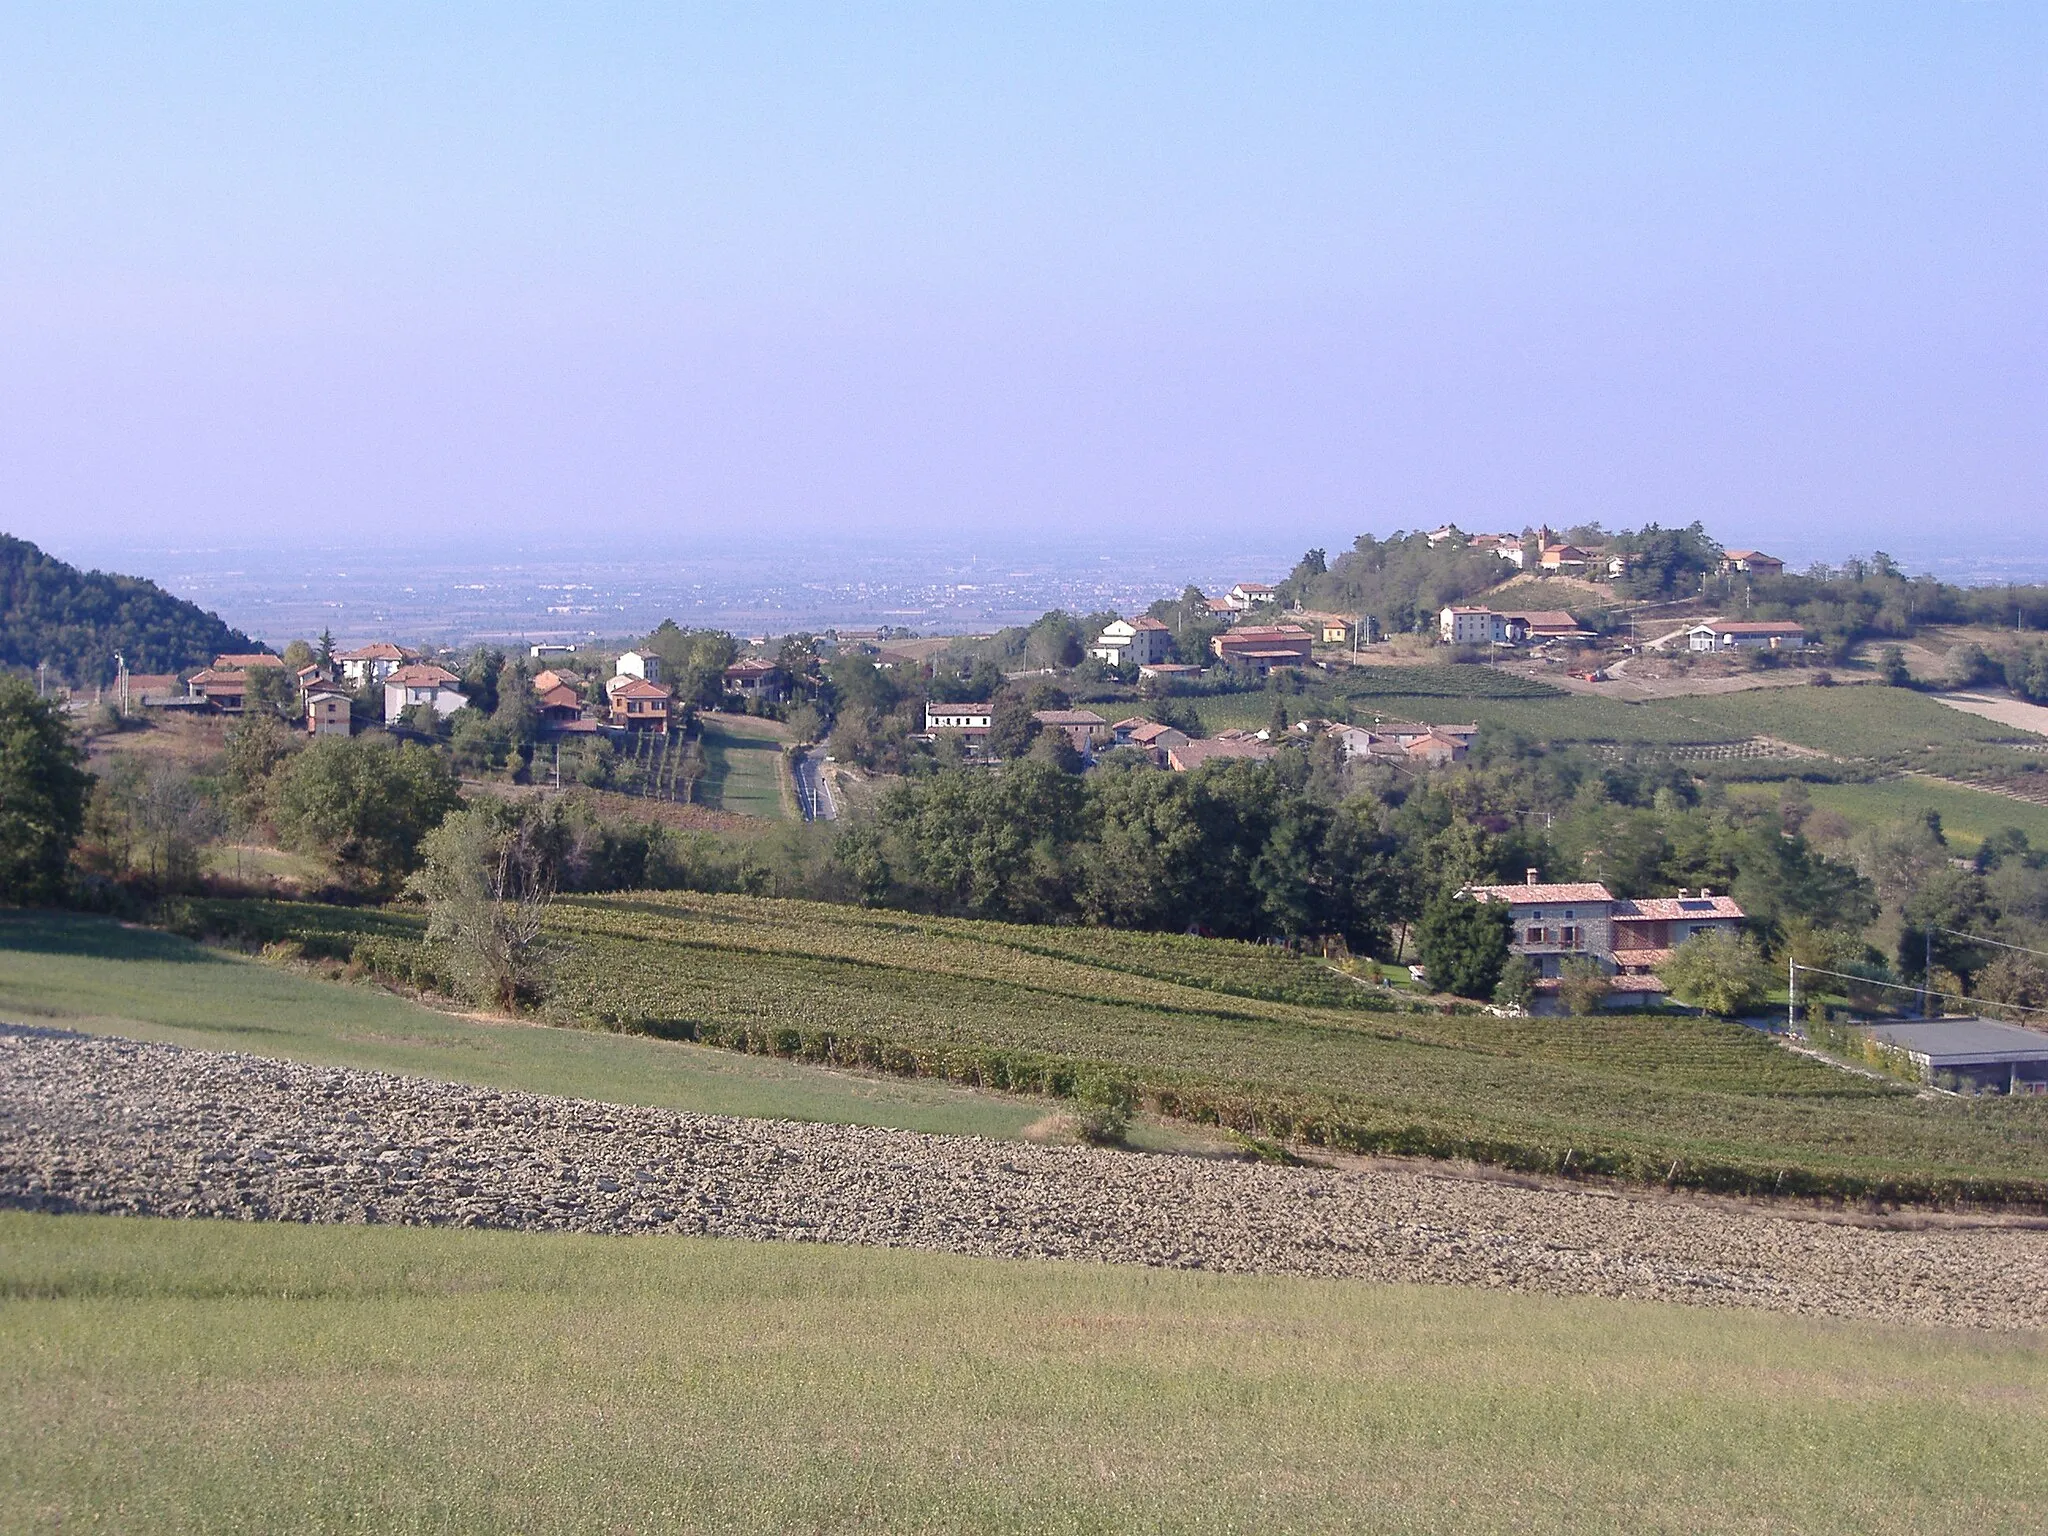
0,534,255,683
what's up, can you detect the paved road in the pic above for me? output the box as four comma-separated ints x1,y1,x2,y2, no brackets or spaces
793,747,838,822
1644,618,1713,652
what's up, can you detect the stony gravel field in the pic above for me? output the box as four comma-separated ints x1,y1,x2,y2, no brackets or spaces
4,1025,2043,1330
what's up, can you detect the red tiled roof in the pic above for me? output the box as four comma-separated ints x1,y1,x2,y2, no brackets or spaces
1612,895,1745,920
1132,616,1171,631
1168,738,1275,769
386,664,462,687
1127,722,1183,745
1219,624,1312,642
1465,882,1615,904
336,642,412,662
1700,621,1805,636
606,677,673,700
212,653,281,670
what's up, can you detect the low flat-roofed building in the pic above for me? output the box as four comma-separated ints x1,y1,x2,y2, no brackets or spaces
1859,1019,2048,1095
925,701,993,732
1689,620,1808,652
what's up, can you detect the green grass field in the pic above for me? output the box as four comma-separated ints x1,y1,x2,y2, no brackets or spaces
1194,680,2035,764
1730,776,2048,855
0,912,1041,1141
1667,687,2022,760
1194,688,1731,742
187,892,2048,1203
3,1213,2041,1534
697,714,793,818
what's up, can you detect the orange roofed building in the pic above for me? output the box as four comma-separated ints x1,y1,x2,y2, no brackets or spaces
605,674,674,732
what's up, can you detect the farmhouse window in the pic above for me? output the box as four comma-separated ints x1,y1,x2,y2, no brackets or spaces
1560,926,1580,948
1526,927,1547,946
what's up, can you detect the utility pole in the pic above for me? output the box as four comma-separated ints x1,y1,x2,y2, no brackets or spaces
1787,957,1796,1034
1923,927,1933,1019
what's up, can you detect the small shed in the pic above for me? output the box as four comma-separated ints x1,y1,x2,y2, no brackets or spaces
1861,1018,2048,1095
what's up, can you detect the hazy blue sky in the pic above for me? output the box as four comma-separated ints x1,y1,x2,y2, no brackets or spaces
1,3,2041,563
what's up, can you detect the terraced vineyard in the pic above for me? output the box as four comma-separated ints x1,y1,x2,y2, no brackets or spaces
182,892,2048,1206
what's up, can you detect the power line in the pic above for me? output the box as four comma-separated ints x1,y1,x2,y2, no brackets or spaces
1788,962,2048,1020
1933,926,2048,964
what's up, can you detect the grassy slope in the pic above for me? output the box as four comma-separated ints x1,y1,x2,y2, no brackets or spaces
0,912,1040,1140
192,892,2048,1201
1730,777,2048,856
697,713,792,819
1668,686,2019,759
1194,689,1720,740
4,1214,2042,1535
1194,679,2029,758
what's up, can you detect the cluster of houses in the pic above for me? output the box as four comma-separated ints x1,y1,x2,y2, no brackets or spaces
1437,606,1593,647
1428,525,1790,587
146,641,764,740
1425,524,1632,579
1438,605,1806,654
1460,871,1748,1012
920,703,1477,774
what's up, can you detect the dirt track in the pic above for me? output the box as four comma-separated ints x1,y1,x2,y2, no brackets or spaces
1935,691,2048,739
3,1027,2043,1330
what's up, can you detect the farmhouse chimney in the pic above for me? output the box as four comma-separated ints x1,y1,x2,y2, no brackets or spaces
1526,869,1538,886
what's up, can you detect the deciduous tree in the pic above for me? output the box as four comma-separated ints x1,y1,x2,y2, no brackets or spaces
0,676,90,904
267,735,460,895
1658,929,1772,1016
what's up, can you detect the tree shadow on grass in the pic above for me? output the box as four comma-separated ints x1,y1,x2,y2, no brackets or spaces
0,911,233,966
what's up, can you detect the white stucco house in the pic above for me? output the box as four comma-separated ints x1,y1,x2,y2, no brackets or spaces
1089,617,1174,668
383,664,469,724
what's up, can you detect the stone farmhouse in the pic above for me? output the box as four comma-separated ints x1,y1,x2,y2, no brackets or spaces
1461,872,1746,1011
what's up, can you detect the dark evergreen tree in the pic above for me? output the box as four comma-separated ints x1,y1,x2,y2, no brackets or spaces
1414,895,1512,999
